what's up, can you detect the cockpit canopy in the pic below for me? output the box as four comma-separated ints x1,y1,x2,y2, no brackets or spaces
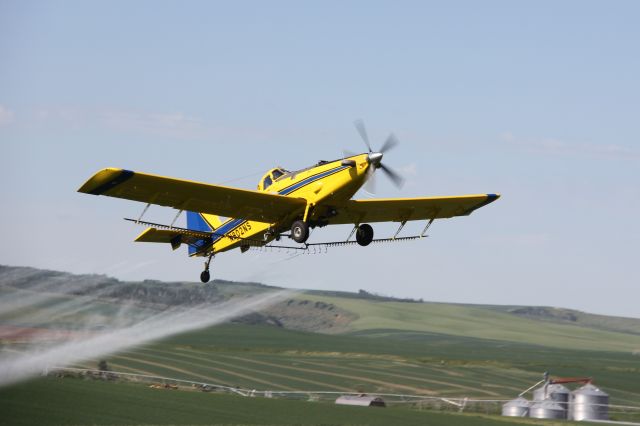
258,167,289,191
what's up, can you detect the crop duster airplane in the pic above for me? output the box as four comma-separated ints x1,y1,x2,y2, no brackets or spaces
78,122,499,283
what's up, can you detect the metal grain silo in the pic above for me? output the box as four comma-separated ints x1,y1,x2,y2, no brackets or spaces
533,383,570,414
529,400,566,419
502,397,530,417
570,384,609,421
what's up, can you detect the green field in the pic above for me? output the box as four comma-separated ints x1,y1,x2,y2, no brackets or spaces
82,324,640,405
0,377,603,426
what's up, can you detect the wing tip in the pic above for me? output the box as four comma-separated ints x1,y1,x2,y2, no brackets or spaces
463,193,500,216
134,227,156,242
78,168,135,195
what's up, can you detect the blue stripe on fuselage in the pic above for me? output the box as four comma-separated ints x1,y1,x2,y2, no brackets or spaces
279,165,350,196
210,218,245,244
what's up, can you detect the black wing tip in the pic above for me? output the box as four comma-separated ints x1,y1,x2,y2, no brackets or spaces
78,168,135,195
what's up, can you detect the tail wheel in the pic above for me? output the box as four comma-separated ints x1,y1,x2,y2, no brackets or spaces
356,224,374,246
291,220,309,243
201,252,213,283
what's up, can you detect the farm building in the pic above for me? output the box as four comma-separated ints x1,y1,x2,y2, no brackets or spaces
335,394,386,407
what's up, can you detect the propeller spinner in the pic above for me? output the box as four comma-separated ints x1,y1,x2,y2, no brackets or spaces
352,119,405,192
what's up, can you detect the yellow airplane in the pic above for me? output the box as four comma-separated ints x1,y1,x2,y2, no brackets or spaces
78,122,499,283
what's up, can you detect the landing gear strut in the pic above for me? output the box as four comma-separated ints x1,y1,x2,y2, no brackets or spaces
200,252,214,283
290,220,309,243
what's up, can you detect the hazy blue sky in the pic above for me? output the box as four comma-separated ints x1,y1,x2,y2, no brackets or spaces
1,1,638,317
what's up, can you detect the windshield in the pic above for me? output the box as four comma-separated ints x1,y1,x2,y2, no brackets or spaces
263,175,273,190
272,169,284,180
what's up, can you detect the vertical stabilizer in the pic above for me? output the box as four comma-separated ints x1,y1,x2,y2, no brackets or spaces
186,211,212,233
186,211,213,255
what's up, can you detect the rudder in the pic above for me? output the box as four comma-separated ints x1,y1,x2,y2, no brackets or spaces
186,211,213,233
186,211,217,255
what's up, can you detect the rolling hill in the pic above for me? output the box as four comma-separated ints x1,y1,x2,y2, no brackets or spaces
2,264,640,424
2,264,639,352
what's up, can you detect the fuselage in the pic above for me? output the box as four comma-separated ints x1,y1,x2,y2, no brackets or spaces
194,153,371,256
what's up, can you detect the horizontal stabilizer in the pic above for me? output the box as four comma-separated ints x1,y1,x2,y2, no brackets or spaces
127,218,267,255
134,228,212,251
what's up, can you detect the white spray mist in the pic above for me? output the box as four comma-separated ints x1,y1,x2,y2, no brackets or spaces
0,289,294,387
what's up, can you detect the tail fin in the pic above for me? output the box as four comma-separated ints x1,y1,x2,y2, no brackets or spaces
186,211,213,233
186,212,222,255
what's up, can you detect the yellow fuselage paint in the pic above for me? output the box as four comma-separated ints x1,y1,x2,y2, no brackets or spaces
196,154,370,256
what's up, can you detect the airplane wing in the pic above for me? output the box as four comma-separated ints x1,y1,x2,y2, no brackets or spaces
328,194,500,224
78,168,306,223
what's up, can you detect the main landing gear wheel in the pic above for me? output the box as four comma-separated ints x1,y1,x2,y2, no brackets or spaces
291,220,309,243
356,224,374,246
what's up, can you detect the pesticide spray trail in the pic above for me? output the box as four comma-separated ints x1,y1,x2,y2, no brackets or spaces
0,271,112,317
0,289,294,387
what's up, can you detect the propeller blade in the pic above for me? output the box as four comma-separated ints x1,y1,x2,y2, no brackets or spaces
379,163,405,188
364,166,377,194
379,133,399,154
354,119,372,152
342,149,357,159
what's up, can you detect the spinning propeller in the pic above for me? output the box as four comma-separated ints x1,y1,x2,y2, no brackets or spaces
352,119,404,193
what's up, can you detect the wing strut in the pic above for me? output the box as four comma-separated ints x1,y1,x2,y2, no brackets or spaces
346,224,359,242
421,218,435,237
137,203,151,223
393,220,407,239
170,209,183,227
